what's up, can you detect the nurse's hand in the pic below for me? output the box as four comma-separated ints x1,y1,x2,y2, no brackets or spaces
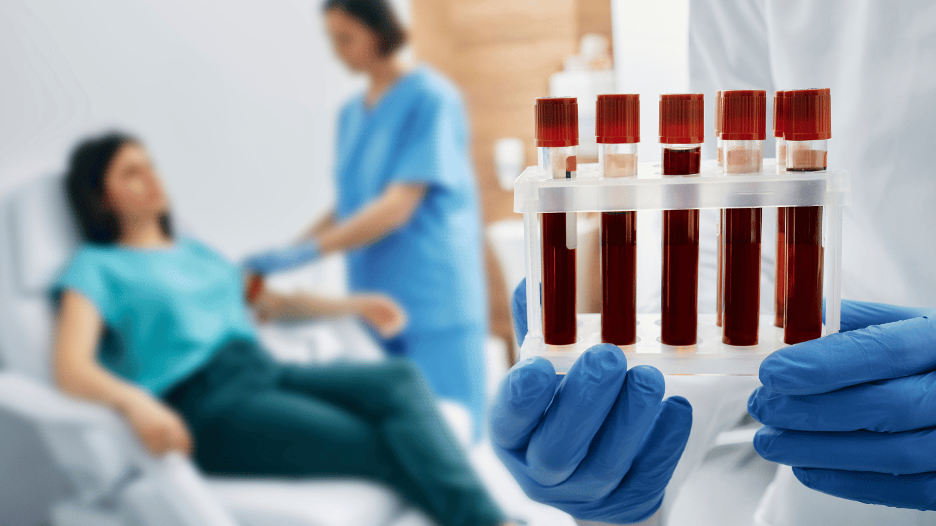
243,240,321,275
749,300,936,511
489,279,693,524
352,294,407,338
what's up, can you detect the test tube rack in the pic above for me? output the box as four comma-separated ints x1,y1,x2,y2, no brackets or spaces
515,158,850,375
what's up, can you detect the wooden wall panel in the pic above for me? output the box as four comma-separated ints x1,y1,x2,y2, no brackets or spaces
410,0,610,359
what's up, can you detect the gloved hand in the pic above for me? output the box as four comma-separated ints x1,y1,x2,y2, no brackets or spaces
490,279,693,524
243,240,321,275
749,299,936,511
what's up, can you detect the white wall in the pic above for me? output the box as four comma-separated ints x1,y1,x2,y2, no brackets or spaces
611,0,690,162
0,0,407,259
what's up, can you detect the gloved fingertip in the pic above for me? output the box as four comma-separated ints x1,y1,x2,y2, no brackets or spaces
792,466,811,486
506,357,557,408
758,352,797,392
664,395,692,415
746,387,764,422
628,365,665,395
752,426,781,458
582,343,628,372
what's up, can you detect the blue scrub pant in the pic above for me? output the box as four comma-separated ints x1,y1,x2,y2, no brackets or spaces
163,338,504,526
384,325,488,439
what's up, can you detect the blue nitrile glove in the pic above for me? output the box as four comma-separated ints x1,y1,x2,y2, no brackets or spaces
243,240,321,275
490,279,693,523
749,299,936,511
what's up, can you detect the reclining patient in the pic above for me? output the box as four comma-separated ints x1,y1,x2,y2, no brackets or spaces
51,131,507,526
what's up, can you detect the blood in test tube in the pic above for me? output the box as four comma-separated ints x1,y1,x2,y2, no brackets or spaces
720,90,766,346
715,91,724,327
783,88,831,345
536,97,579,345
659,94,704,346
773,91,788,327
596,94,640,345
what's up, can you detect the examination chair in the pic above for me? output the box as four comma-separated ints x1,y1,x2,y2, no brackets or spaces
0,174,473,526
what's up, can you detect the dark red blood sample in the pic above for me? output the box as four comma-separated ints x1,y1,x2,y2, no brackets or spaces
774,208,787,327
601,211,637,345
722,208,762,345
663,147,701,174
784,205,823,344
716,210,724,327
542,212,577,345
661,147,701,346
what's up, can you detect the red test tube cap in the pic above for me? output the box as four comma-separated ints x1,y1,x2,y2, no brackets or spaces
784,89,831,141
659,94,704,144
721,90,766,141
596,94,640,143
773,90,787,138
715,90,723,136
536,97,579,147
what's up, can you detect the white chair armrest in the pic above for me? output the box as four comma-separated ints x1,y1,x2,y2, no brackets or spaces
0,372,121,428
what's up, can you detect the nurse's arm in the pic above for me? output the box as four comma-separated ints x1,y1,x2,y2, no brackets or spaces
253,290,406,337
314,183,426,254
52,290,192,455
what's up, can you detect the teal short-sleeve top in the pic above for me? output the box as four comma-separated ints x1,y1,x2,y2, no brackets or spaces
53,238,256,395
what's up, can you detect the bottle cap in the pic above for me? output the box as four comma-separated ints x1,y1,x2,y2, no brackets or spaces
715,91,723,136
773,91,787,138
721,90,766,141
784,88,831,141
659,94,704,144
535,97,579,147
596,94,640,143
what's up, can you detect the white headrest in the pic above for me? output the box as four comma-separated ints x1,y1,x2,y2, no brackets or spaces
7,175,79,296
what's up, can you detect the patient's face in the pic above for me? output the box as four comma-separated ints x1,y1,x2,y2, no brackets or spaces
324,8,381,72
104,144,168,220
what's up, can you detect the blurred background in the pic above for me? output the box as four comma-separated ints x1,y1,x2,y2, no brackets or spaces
0,0,690,348
0,1,690,524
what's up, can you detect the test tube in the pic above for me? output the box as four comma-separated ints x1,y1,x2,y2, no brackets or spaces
536,97,579,346
715,90,724,327
773,90,788,327
597,94,640,345
659,94,703,346
716,91,724,169
720,90,766,346
783,88,831,344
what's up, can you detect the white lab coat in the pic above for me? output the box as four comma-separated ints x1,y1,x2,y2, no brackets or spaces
676,0,936,525
580,2,936,525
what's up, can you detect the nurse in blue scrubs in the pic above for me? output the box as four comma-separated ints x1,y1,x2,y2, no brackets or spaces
246,0,488,432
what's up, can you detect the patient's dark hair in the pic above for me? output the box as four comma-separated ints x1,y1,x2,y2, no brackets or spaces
323,0,407,57
64,131,173,244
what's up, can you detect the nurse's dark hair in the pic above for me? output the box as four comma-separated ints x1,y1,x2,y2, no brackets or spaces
323,0,406,57
64,131,173,244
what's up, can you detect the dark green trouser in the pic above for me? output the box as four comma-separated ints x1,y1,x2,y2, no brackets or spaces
163,338,504,526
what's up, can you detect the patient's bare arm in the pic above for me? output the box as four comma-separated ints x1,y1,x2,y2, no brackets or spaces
53,290,192,456
253,290,407,338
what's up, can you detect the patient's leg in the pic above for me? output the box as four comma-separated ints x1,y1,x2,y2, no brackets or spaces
276,359,504,526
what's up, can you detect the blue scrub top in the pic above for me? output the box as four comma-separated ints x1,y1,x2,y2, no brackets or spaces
53,238,256,395
335,65,487,333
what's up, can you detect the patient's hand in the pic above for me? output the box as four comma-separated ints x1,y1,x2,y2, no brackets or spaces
352,294,407,338
119,391,193,457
